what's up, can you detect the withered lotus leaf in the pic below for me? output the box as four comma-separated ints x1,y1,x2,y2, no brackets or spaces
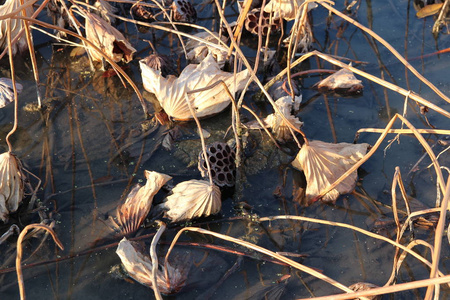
315,68,363,94
0,0,34,55
245,96,303,142
264,0,317,21
116,238,188,294
0,78,22,109
160,179,221,222
263,96,303,142
85,13,136,63
0,152,25,222
115,171,172,235
140,54,250,120
292,140,369,204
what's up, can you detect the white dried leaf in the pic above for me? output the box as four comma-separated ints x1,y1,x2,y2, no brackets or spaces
85,13,136,63
140,54,250,120
185,32,229,67
116,238,188,294
0,78,22,109
264,0,317,21
0,152,25,222
315,68,363,94
245,96,303,142
292,140,369,204
115,170,171,235
160,179,221,222
0,0,34,55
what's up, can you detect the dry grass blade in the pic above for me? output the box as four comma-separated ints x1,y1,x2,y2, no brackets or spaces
425,178,450,299
164,227,354,294
318,1,450,104
16,224,64,300
258,215,446,278
301,275,450,300
12,16,147,114
357,129,450,135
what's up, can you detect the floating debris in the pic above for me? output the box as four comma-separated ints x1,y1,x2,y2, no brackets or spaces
140,53,250,120
198,142,236,187
159,179,221,222
113,171,172,235
0,152,25,223
116,238,189,294
0,78,22,109
292,140,369,204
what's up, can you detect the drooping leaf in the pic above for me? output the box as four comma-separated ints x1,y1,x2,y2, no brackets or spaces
292,140,369,204
140,54,250,120
85,13,136,63
159,179,221,222
116,238,189,294
114,171,171,235
0,152,25,222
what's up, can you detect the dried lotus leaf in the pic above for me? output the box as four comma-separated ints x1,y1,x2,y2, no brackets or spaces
85,13,136,63
245,96,303,142
160,179,221,222
140,54,250,120
292,140,369,204
115,170,172,235
116,238,188,294
0,152,25,222
264,0,317,21
0,78,23,109
0,0,34,55
315,68,363,95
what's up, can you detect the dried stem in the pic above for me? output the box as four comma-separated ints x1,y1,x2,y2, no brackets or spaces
5,19,18,153
150,221,166,300
16,224,64,300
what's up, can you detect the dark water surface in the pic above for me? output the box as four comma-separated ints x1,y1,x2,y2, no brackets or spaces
1,0,450,299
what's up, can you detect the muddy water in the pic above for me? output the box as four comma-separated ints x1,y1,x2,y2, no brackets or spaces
1,0,450,299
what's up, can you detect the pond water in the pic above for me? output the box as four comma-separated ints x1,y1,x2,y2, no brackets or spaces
1,0,450,299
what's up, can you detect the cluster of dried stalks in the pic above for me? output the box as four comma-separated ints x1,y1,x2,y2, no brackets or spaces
0,0,449,299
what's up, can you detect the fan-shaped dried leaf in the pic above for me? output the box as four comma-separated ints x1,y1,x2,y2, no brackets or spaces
0,0,34,55
140,54,250,120
292,140,369,204
0,78,22,109
185,32,228,67
264,0,316,21
115,171,172,235
159,179,221,222
0,152,25,222
85,12,136,63
116,238,189,294
315,68,363,95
